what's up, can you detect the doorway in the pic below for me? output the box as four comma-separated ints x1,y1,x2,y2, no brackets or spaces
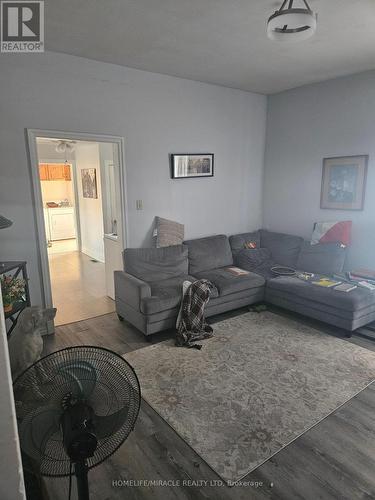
27,130,128,327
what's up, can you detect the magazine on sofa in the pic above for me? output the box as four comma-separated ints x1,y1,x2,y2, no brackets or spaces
226,267,250,276
311,278,341,288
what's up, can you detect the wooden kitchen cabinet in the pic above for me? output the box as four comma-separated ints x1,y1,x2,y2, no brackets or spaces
39,163,72,181
63,165,71,180
48,164,65,180
39,164,49,180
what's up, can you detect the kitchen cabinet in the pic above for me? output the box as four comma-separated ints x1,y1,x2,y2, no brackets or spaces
39,163,72,181
39,164,49,180
48,164,65,180
47,207,76,241
63,165,71,180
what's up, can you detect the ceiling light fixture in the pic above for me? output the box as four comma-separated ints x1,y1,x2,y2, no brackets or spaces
267,0,317,42
55,141,75,154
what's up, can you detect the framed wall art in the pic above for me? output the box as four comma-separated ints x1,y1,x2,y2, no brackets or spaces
81,168,98,199
170,154,214,179
320,155,368,210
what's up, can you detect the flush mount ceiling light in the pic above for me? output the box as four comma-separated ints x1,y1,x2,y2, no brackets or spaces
267,0,317,42
55,140,75,154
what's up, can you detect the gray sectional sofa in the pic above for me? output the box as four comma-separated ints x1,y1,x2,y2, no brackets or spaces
114,229,375,337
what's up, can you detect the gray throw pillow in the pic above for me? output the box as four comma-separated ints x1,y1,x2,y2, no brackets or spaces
234,248,272,271
153,216,184,248
296,241,347,275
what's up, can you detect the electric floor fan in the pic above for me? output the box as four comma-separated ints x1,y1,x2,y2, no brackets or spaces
13,346,141,500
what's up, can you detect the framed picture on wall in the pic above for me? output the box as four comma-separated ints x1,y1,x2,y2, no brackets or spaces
320,155,368,210
81,168,98,199
170,154,214,179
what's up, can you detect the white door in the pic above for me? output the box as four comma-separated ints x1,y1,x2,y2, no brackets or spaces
101,143,124,299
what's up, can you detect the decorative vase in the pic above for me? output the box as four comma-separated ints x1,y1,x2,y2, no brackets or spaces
4,303,12,313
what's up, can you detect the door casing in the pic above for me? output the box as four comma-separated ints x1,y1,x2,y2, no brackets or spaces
26,129,129,311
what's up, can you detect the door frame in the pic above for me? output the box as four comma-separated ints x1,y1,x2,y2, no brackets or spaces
26,128,129,308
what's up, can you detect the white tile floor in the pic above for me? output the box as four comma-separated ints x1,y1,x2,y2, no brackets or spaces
47,238,78,254
48,251,115,326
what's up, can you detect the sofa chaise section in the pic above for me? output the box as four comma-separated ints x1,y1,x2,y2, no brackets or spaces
229,229,375,334
265,275,375,332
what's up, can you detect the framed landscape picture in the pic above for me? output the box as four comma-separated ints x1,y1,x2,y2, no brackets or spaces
170,154,214,179
81,168,98,199
320,155,368,210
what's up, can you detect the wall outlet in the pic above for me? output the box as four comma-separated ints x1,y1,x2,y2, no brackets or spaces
136,200,143,210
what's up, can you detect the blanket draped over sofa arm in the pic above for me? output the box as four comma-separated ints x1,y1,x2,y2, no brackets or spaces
176,279,215,349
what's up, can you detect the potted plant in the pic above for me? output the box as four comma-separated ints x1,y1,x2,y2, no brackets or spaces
1,275,26,313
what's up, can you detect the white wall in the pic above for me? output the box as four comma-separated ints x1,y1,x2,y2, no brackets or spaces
0,290,26,500
75,142,105,262
0,51,267,304
40,180,74,205
264,70,375,270
37,142,75,163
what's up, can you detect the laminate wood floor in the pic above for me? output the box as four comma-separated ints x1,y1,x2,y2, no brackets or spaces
48,251,115,326
40,307,375,500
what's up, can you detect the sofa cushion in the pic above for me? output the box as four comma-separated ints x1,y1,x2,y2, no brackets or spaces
124,245,188,283
140,275,218,315
234,248,272,271
195,267,265,296
229,231,261,255
260,230,303,268
184,235,233,275
297,241,346,275
267,276,375,312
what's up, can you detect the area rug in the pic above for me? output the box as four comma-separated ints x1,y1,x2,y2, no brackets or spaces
124,312,375,483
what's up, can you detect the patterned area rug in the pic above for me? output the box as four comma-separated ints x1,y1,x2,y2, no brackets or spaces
124,311,375,483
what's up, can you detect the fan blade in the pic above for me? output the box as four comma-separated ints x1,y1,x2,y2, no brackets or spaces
94,406,131,439
18,406,61,465
56,360,97,398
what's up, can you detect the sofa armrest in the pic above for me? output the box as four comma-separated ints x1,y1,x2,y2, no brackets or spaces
114,271,151,311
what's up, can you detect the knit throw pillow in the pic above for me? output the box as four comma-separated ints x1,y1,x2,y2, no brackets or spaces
244,241,257,249
153,216,185,248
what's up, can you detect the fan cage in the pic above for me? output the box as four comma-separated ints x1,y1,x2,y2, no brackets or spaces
13,346,141,477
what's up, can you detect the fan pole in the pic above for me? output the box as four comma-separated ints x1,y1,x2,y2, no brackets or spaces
75,461,90,500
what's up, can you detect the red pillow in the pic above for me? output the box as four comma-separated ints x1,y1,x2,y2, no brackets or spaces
311,221,352,247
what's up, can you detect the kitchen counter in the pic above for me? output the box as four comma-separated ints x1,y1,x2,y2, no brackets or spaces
46,205,74,209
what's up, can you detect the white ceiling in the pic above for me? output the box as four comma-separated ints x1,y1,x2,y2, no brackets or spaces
46,0,375,94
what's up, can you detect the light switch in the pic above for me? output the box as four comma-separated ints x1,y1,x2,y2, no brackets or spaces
136,200,143,210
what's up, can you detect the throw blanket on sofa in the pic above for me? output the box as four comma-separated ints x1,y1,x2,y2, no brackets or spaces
176,279,215,349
